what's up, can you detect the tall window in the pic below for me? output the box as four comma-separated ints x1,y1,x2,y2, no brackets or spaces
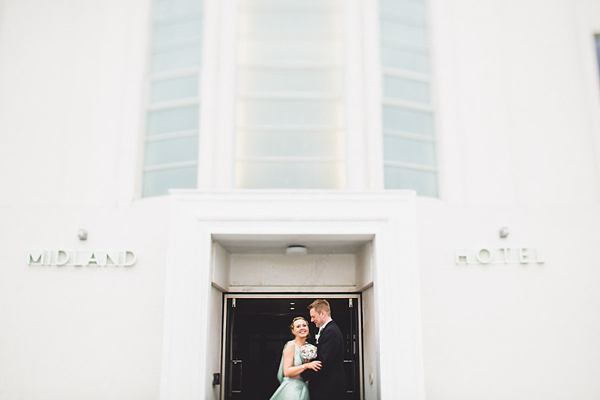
234,0,345,189
142,0,204,197
380,0,437,197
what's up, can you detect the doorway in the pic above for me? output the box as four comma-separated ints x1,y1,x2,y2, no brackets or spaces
222,295,362,400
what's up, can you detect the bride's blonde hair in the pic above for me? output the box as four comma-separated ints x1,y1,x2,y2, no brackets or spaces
289,316,308,333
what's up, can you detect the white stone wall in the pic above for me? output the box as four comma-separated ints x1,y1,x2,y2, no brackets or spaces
420,1,600,397
432,0,600,205
0,0,599,399
417,200,600,399
0,1,166,398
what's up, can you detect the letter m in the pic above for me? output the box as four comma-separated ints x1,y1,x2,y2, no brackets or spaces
28,251,44,265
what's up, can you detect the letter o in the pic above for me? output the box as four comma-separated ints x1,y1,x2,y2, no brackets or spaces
476,248,492,264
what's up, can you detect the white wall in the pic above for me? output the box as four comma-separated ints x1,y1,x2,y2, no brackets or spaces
419,0,600,397
0,203,170,399
0,0,148,207
1,0,600,399
229,254,357,292
0,1,170,399
416,200,600,399
433,0,600,205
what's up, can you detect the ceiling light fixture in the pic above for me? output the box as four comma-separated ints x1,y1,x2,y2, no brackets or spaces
285,245,307,255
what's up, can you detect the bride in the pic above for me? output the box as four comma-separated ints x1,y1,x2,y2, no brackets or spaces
269,317,322,400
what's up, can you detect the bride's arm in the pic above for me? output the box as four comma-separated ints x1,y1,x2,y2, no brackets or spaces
282,343,321,377
282,343,303,377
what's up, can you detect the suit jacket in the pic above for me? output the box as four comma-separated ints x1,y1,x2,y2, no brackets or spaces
301,320,347,400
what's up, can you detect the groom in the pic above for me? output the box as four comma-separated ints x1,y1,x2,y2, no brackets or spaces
301,299,347,400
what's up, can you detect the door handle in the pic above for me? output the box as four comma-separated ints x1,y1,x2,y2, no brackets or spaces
344,359,356,393
229,359,243,395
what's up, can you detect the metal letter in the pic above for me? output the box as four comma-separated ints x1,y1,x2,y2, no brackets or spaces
105,252,120,266
28,251,43,265
535,249,545,264
54,250,69,266
85,253,101,266
500,248,510,264
122,251,137,267
476,249,492,264
73,251,84,267
455,249,469,264
519,248,530,264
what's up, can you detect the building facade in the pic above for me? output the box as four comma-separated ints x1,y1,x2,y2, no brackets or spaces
1,0,600,399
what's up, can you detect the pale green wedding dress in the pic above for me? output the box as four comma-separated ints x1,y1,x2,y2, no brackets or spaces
269,341,310,400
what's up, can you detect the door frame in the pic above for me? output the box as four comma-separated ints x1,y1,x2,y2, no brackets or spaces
159,191,425,400
220,293,364,400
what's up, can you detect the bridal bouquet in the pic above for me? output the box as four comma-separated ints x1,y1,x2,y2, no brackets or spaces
300,343,318,362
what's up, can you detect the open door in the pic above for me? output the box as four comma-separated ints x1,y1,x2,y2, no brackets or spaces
223,295,362,400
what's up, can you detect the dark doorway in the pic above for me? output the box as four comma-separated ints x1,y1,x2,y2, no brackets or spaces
223,296,361,400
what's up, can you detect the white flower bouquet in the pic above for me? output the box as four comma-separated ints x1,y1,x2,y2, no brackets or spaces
300,343,318,362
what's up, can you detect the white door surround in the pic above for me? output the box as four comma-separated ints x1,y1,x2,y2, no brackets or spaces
159,191,425,400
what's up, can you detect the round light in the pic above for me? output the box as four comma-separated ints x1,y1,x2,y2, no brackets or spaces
286,245,307,255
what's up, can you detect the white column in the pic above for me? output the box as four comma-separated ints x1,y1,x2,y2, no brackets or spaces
363,0,385,190
344,0,368,190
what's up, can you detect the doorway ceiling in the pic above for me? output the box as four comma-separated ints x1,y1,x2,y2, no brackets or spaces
212,234,374,255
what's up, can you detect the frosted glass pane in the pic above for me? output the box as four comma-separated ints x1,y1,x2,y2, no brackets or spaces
237,130,340,158
142,166,197,197
151,76,198,104
237,161,342,189
239,99,342,126
383,135,435,166
240,69,341,93
154,0,203,20
380,20,428,47
379,0,426,19
383,105,433,136
147,105,199,135
144,135,199,166
240,0,341,6
384,166,437,197
241,11,341,36
240,38,342,64
152,18,203,47
151,45,201,73
383,75,430,104
381,45,429,73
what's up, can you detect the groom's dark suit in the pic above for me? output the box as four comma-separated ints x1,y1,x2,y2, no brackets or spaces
301,320,346,400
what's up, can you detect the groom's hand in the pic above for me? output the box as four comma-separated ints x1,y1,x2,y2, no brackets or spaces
305,361,322,371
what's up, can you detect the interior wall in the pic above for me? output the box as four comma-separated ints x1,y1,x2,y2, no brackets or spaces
207,286,223,400
361,286,378,400
228,253,357,292
356,243,373,290
212,242,230,291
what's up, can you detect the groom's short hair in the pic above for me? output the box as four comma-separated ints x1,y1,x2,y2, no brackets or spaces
308,299,331,316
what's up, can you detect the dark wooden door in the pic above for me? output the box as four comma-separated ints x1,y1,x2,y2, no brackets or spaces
224,296,361,400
